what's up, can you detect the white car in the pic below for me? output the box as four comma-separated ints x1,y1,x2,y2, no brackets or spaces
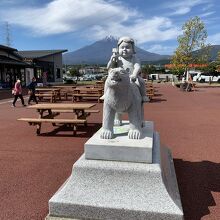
193,73,220,83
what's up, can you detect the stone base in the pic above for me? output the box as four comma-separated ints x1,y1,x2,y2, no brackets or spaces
47,132,184,220
85,121,153,163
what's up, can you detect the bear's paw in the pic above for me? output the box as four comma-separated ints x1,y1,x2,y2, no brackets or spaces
100,129,114,139
128,129,141,139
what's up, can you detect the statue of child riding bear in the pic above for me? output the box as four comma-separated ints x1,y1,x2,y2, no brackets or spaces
100,36,148,139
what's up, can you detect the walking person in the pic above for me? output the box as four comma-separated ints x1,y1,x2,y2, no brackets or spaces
12,79,26,107
27,77,38,105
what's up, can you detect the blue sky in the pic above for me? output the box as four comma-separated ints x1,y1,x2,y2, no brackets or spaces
0,0,219,55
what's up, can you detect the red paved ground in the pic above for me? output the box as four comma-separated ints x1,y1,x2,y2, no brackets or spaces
0,84,219,220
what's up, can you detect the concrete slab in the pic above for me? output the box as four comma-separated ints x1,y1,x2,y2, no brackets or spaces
85,121,153,163
47,132,184,220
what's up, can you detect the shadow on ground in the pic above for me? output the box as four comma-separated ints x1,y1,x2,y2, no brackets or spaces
153,93,162,97
150,98,167,103
174,159,220,220
40,123,102,137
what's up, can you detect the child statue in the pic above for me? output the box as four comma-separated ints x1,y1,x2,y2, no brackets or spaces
105,36,148,103
101,36,148,127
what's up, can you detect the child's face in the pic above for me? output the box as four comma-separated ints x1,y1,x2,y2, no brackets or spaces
118,41,134,58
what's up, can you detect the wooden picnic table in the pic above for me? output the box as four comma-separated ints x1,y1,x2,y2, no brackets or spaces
18,103,97,135
28,103,96,118
35,87,60,92
52,86,77,100
35,88,61,102
72,87,103,102
73,87,103,93
52,85,76,88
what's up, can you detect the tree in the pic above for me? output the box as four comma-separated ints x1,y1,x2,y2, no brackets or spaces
216,51,220,72
171,16,210,81
142,65,156,78
69,67,81,83
202,51,220,73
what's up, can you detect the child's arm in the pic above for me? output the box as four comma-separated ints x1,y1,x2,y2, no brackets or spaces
130,56,141,81
107,48,118,69
107,57,114,69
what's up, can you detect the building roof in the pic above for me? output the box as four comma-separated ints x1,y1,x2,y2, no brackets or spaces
0,55,29,66
17,50,68,59
0,45,24,60
0,45,17,52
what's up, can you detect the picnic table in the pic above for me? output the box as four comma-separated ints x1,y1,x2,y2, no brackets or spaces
146,84,155,101
72,87,103,103
35,87,61,102
52,85,76,100
17,103,98,135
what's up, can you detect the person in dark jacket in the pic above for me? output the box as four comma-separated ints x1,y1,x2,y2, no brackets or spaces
27,77,38,104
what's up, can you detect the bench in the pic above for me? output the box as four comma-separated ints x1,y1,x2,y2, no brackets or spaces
60,88,76,100
72,93,103,103
147,92,154,101
35,93,56,103
147,88,155,96
17,118,86,135
52,109,100,113
51,109,100,119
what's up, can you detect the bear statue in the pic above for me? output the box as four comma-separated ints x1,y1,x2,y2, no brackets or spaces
100,68,144,139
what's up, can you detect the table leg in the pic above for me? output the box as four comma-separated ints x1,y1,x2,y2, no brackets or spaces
74,109,85,119
36,123,41,135
73,125,76,136
38,109,44,118
48,109,56,126
36,109,44,135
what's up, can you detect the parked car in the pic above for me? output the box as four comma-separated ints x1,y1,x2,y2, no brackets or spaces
193,73,220,83
63,76,77,84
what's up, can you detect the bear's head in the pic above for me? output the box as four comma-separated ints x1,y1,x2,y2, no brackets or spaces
106,68,130,89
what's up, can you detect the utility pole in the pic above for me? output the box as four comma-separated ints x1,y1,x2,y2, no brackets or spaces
5,22,11,47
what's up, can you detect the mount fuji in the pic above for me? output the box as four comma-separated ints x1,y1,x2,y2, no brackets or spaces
63,36,171,65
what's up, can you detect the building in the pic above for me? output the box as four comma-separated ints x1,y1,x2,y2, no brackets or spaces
79,66,107,75
18,49,67,85
0,45,28,88
0,45,67,88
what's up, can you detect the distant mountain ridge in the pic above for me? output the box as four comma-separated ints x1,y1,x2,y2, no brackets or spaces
63,36,171,65
195,45,220,61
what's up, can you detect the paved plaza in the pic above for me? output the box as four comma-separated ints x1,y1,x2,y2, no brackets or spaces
0,83,219,220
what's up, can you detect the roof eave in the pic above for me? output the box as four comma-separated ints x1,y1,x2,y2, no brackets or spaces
37,50,68,59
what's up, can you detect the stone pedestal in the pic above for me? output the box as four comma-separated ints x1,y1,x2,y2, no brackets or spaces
46,121,184,220
85,121,153,163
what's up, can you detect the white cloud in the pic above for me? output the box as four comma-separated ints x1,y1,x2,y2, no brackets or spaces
146,44,176,55
202,3,214,11
90,17,179,44
0,0,179,44
166,0,210,15
200,11,215,18
207,33,220,45
0,0,138,35
0,0,35,6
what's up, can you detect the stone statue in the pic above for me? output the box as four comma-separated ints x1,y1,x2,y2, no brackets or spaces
100,36,147,139
100,67,144,139
101,37,149,139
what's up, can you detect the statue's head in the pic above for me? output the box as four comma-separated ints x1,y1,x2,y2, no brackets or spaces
117,36,136,58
